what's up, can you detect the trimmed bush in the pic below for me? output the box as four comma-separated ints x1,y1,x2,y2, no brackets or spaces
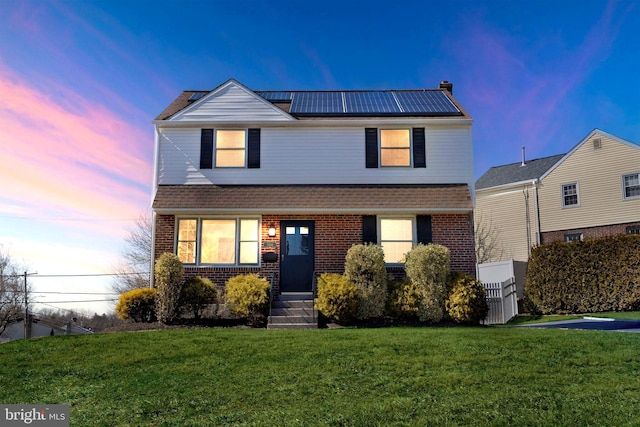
387,280,421,318
526,235,640,314
315,273,359,323
224,274,270,321
180,276,218,320
404,244,450,323
445,272,488,324
115,288,157,322
345,244,388,319
155,252,185,324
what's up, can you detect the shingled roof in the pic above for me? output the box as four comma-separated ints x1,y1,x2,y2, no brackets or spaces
475,154,565,190
153,184,473,213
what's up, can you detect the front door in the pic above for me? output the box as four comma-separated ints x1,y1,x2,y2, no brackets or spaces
280,220,315,292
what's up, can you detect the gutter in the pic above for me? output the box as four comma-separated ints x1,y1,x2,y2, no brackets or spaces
152,117,473,128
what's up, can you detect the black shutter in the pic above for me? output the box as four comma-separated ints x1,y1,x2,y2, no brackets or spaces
416,215,432,244
247,128,261,169
413,128,426,168
365,128,378,168
362,215,377,244
200,129,213,169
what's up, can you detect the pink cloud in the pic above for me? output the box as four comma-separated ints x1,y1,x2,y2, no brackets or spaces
0,64,152,226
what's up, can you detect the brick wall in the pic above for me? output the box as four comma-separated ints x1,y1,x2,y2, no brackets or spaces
153,212,477,297
432,213,476,275
541,221,640,243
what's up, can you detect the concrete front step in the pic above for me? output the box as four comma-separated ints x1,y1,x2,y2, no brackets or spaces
268,298,317,329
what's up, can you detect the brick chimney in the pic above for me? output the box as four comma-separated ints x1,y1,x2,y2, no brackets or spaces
439,80,453,94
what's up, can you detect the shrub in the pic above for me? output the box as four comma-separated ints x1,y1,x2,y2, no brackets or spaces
115,288,157,322
180,276,218,320
387,280,421,318
526,235,640,314
315,273,359,323
154,252,185,324
345,244,388,319
404,244,450,323
224,274,270,321
445,272,488,324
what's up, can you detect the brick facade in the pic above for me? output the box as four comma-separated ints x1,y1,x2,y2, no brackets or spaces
154,212,476,297
541,221,640,244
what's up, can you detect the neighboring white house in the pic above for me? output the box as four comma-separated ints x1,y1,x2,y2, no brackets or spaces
475,129,640,263
0,316,92,343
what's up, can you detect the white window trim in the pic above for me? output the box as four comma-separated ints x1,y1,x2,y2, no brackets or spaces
379,128,413,168
622,172,640,200
561,182,580,208
175,216,261,266
214,129,248,168
378,216,417,265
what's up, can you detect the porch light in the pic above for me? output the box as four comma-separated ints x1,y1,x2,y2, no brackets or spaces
268,224,277,237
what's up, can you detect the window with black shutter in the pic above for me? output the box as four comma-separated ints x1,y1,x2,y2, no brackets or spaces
362,215,377,243
365,128,378,168
412,128,426,168
247,128,261,169
200,129,214,169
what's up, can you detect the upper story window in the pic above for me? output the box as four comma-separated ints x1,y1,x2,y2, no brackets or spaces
380,129,411,167
562,183,579,207
623,173,640,199
215,130,246,167
200,128,260,170
176,217,260,266
365,128,426,169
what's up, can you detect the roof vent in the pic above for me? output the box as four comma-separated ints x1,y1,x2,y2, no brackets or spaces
439,80,453,94
521,146,526,166
593,138,602,149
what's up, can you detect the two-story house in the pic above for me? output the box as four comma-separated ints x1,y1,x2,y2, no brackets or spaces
151,78,475,299
475,129,640,264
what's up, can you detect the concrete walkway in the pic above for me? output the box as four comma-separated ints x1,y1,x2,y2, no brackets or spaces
517,317,640,332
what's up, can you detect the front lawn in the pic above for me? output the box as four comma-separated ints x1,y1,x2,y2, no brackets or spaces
1,327,640,426
508,311,640,325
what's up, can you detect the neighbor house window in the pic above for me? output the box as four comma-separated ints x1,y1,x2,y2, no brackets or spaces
565,233,583,242
380,129,411,167
380,218,414,263
627,226,640,235
562,183,579,207
176,219,197,263
176,217,259,265
623,173,640,199
215,130,246,167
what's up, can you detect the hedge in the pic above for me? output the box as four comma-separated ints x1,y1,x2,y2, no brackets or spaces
525,234,640,314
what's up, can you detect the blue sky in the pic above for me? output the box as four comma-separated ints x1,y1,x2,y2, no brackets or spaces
0,0,638,314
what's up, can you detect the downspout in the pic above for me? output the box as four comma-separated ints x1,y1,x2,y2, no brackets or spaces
533,179,541,246
149,126,161,289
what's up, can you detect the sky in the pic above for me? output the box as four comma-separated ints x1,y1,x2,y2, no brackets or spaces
0,0,638,315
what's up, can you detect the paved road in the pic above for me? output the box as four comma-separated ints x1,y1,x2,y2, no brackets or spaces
517,317,640,332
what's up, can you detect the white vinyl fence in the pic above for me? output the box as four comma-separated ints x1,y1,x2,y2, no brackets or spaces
482,278,518,324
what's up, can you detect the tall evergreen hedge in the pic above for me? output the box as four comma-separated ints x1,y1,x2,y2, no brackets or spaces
525,235,640,314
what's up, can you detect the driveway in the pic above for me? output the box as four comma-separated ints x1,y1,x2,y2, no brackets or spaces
517,317,640,332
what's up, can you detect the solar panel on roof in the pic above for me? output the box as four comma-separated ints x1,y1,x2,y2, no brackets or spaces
344,91,401,114
188,92,207,102
257,91,293,102
290,92,344,114
394,91,460,114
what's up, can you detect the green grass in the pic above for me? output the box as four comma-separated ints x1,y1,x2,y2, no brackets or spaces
508,311,640,325
2,327,640,426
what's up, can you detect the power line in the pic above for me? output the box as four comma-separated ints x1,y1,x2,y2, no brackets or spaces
35,299,118,304
0,215,151,222
3,272,148,278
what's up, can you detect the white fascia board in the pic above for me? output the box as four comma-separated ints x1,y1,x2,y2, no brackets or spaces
153,207,473,215
153,117,473,128
475,179,538,194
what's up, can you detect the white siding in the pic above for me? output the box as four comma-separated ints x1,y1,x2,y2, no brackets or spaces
538,133,640,232
170,84,293,122
157,125,473,186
